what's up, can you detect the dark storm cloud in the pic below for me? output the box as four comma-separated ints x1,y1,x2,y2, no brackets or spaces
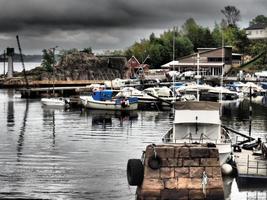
0,0,266,53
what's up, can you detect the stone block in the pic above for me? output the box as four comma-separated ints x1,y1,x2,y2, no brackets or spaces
190,147,210,158
207,188,225,200
207,178,224,189
160,189,189,200
136,188,161,199
204,167,213,178
177,177,190,189
200,158,220,167
175,147,190,158
163,178,178,189
177,158,183,167
161,158,177,167
183,158,200,167
160,167,175,179
142,179,164,191
189,189,205,200
212,167,222,178
174,167,189,178
188,178,202,190
189,167,204,178
144,165,160,178
155,146,175,158
209,148,219,158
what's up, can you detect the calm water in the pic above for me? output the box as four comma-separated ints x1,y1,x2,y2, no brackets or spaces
0,62,41,73
0,89,267,200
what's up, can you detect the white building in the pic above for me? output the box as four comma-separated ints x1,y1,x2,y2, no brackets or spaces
245,24,267,40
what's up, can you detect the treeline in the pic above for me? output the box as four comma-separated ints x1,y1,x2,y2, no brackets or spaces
110,12,267,69
124,18,251,68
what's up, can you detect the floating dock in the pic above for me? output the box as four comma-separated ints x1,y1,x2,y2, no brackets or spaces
235,149,267,190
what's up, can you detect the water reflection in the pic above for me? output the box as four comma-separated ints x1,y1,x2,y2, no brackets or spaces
7,90,15,127
88,110,138,127
17,99,29,160
42,107,60,147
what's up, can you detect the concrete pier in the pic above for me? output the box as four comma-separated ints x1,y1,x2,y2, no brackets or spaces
136,144,224,200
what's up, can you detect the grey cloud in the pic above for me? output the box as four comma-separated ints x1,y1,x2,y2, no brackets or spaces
0,0,265,53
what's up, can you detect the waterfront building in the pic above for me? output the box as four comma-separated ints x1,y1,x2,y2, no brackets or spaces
245,23,267,40
161,47,241,77
126,55,150,79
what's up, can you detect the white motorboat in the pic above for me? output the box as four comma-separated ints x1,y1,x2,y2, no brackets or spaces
41,97,68,107
80,90,138,111
163,101,232,165
117,87,179,110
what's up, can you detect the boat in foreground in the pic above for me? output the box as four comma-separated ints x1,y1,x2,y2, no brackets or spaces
80,90,138,111
163,101,232,165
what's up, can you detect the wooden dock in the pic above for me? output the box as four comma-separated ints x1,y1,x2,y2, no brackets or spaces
235,149,267,190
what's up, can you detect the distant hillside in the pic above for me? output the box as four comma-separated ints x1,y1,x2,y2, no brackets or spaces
0,53,42,62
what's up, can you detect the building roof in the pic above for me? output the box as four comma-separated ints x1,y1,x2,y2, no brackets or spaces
177,46,232,61
161,60,180,67
245,23,267,30
161,62,224,68
127,56,140,68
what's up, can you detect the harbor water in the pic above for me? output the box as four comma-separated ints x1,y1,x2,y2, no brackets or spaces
0,89,267,199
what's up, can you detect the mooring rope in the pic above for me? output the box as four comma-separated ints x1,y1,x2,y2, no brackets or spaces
201,171,208,197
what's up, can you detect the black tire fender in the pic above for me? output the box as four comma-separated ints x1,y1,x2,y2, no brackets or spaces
127,159,144,186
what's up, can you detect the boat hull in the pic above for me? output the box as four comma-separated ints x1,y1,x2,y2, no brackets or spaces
41,98,66,107
80,96,138,111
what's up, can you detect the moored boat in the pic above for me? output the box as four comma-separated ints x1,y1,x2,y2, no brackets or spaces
163,101,232,165
80,90,138,111
41,97,68,107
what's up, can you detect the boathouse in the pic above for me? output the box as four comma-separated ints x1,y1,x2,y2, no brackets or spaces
126,56,150,79
161,47,241,77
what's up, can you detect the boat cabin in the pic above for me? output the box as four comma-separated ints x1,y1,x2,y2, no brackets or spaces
92,90,113,101
171,101,222,144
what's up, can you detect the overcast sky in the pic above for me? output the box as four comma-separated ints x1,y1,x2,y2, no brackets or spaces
0,0,265,54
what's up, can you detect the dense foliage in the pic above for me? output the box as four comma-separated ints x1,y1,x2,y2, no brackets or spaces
124,12,267,69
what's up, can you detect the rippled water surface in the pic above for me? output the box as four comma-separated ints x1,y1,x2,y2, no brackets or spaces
0,89,267,199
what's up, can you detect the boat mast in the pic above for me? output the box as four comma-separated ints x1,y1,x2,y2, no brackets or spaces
51,46,58,97
3,50,5,76
172,26,176,113
196,53,200,101
16,35,29,88
220,29,224,104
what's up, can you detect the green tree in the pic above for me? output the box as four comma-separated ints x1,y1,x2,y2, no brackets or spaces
82,47,93,54
221,5,240,27
41,49,54,72
212,23,222,47
250,15,267,25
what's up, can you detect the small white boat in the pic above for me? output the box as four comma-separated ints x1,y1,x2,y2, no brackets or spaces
117,87,179,110
163,101,232,165
41,97,67,107
80,90,138,111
